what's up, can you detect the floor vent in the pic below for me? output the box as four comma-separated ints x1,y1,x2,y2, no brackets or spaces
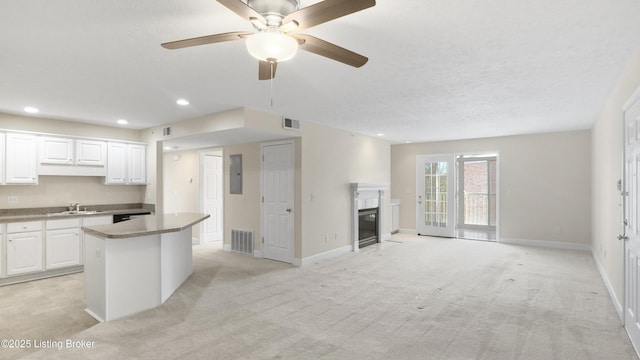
231,229,253,254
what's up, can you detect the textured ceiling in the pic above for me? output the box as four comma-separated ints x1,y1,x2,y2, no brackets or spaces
1,0,640,144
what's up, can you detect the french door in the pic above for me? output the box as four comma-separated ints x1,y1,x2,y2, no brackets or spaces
624,91,640,348
416,154,455,237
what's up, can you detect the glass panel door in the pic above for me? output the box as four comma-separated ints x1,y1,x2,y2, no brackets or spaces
457,155,497,229
416,154,455,237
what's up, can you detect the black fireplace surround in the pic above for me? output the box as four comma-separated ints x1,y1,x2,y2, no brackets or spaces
358,208,378,248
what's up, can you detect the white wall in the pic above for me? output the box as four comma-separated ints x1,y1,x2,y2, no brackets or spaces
391,130,592,246
592,52,640,314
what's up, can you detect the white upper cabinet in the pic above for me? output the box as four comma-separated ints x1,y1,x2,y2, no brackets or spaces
75,139,107,166
106,142,127,184
106,142,145,185
40,136,74,165
5,132,38,185
128,144,146,185
38,136,107,176
0,132,5,184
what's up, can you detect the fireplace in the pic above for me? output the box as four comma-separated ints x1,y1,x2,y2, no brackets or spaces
351,183,389,252
358,208,378,248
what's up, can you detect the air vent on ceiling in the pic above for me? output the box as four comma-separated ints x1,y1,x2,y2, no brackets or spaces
162,126,171,137
283,118,300,131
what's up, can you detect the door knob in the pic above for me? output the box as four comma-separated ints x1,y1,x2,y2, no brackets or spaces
286,208,292,213
618,234,629,241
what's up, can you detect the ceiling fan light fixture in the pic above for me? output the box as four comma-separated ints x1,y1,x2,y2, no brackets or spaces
246,30,298,62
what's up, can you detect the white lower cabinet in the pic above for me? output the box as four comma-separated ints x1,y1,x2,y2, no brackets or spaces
46,218,81,269
0,228,4,277
6,221,44,276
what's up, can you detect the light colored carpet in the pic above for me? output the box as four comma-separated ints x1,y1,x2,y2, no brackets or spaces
2,234,637,359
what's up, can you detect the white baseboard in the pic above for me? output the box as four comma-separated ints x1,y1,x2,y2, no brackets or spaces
592,251,624,322
293,245,352,267
84,308,105,323
499,237,592,252
382,232,392,241
223,244,231,252
253,250,262,258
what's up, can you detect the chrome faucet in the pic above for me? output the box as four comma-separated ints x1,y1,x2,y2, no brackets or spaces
70,202,80,211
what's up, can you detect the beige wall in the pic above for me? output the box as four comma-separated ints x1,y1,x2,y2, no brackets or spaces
245,108,391,259
391,131,592,246
0,176,144,209
162,149,200,239
299,122,390,258
140,108,248,210
223,141,263,251
0,113,145,209
592,52,640,312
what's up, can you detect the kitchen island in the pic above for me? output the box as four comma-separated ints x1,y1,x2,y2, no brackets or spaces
82,212,209,322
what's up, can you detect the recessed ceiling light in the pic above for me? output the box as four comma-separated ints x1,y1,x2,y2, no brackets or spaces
117,119,128,125
163,146,173,150
376,133,384,137
24,106,39,114
176,99,190,106
405,141,412,144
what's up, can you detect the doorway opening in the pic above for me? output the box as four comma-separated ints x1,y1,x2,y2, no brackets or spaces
456,154,497,241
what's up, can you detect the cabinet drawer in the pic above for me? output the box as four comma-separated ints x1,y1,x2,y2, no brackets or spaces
46,218,81,230
7,221,43,233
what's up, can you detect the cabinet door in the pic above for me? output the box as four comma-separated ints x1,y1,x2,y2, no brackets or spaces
0,132,5,184
7,231,43,275
40,136,74,165
0,233,3,277
5,133,38,184
106,142,127,184
46,228,81,269
76,139,107,166
128,144,146,184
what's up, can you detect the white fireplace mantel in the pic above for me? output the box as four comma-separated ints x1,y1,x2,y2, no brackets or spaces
351,183,389,251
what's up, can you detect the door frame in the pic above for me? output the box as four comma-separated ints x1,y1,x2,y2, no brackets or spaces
455,152,501,240
199,148,223,245
622,85,640,338
260,140,295,263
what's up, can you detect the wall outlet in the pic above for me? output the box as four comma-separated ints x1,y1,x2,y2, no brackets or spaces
7,196,17,204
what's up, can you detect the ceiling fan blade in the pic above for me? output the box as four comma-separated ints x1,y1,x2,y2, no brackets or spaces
259,60,278,80
294,34,368,68
161,31,252,50
282,0,375,33
217,0,266,25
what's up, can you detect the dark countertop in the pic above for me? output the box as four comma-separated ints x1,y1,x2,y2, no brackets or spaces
81,212,210,239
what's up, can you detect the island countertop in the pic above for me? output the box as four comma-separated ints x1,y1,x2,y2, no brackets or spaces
82,212,210,239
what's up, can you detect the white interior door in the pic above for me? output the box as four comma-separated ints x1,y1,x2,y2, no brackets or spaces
201,153,223,243
261,141,294,263
416,154,456,237
624,92,640,348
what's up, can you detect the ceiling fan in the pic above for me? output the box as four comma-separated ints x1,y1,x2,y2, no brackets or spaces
161,0,376,80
